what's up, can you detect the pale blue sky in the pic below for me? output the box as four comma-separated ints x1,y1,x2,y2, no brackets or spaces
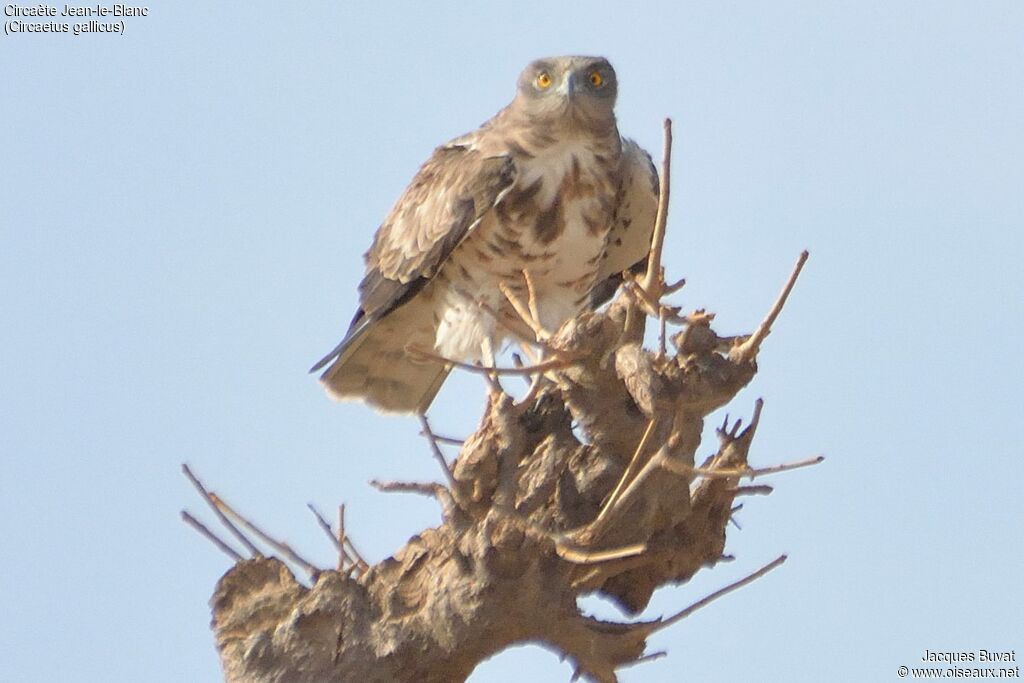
2,2,1022,681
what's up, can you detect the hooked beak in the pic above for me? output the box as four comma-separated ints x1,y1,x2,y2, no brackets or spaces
559,72,577,100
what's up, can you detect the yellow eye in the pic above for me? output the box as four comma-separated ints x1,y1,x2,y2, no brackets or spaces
589,71,604,87
536,72,552,89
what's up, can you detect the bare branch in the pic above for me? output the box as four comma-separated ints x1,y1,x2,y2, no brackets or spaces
664,277,686,295
181,510,244,561
622,278,685,323
337,505,347,571
338,504,369,575
605,447,667,512
210,493,321,579
307,503,351,570
732,485,774,496
654,555,788,632
370,479,445,497
426,432,464,446
662,454,825,480
657,307,668,359
640,118,673,297
181,464,261,558
574,417,658,544
624,651,668,669
555,542,647,565
407,344,580,376
747,397,764,435
731,250,809,362
418,414,462,498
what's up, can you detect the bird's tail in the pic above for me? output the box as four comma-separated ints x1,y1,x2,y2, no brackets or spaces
313,309,451,414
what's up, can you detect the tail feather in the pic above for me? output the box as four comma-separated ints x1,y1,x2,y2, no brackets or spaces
315,305,450,414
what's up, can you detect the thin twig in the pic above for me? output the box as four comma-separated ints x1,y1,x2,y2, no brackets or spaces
601,446,668,519
571,444,672,547
658,307,668,358
211,493,321,579
180,510,244,561
731,250,810,362
746,398,764,435
664,277,687,295
622,278,685,323
729,505,744,530
731,485,774,496
555,542,647,565
624,651,668,668
653,555,787,632
418,414,461,495
426,432,464,446
602,431,679,526
661,454,825,480
337,505,347,571
640,118,673,297
181,464,261,558
338,504,369,575
307,503,350,569
488,503,646,569
408,344,579,376
584,418,658,539
712,398,762,454
624,279,683,317
370,479,444,497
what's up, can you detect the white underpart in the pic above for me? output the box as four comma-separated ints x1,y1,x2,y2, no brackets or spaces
435,297,499,361
515,140,607,328
434,138,611,362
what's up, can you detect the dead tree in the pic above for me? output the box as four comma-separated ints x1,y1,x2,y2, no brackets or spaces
183,120,818,683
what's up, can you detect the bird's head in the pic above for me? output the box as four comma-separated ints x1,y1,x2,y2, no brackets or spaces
513,56,618,133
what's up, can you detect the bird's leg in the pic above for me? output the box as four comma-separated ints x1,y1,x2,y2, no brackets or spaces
498,274,568,359
480,336,505,397
496,273,584,412
499,281,548,342
521,269,544,337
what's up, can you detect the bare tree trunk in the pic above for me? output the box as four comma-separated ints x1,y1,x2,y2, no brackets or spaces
185,122,815,683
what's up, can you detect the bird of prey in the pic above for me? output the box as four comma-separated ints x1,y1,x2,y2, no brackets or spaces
311,55,659,414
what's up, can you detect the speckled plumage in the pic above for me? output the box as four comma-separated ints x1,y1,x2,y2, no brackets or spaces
312,56,659,413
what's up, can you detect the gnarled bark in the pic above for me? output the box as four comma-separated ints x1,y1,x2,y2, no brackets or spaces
202,285,811,682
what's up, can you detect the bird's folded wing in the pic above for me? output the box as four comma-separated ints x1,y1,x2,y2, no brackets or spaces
311,143,516,373
590,138,660,308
